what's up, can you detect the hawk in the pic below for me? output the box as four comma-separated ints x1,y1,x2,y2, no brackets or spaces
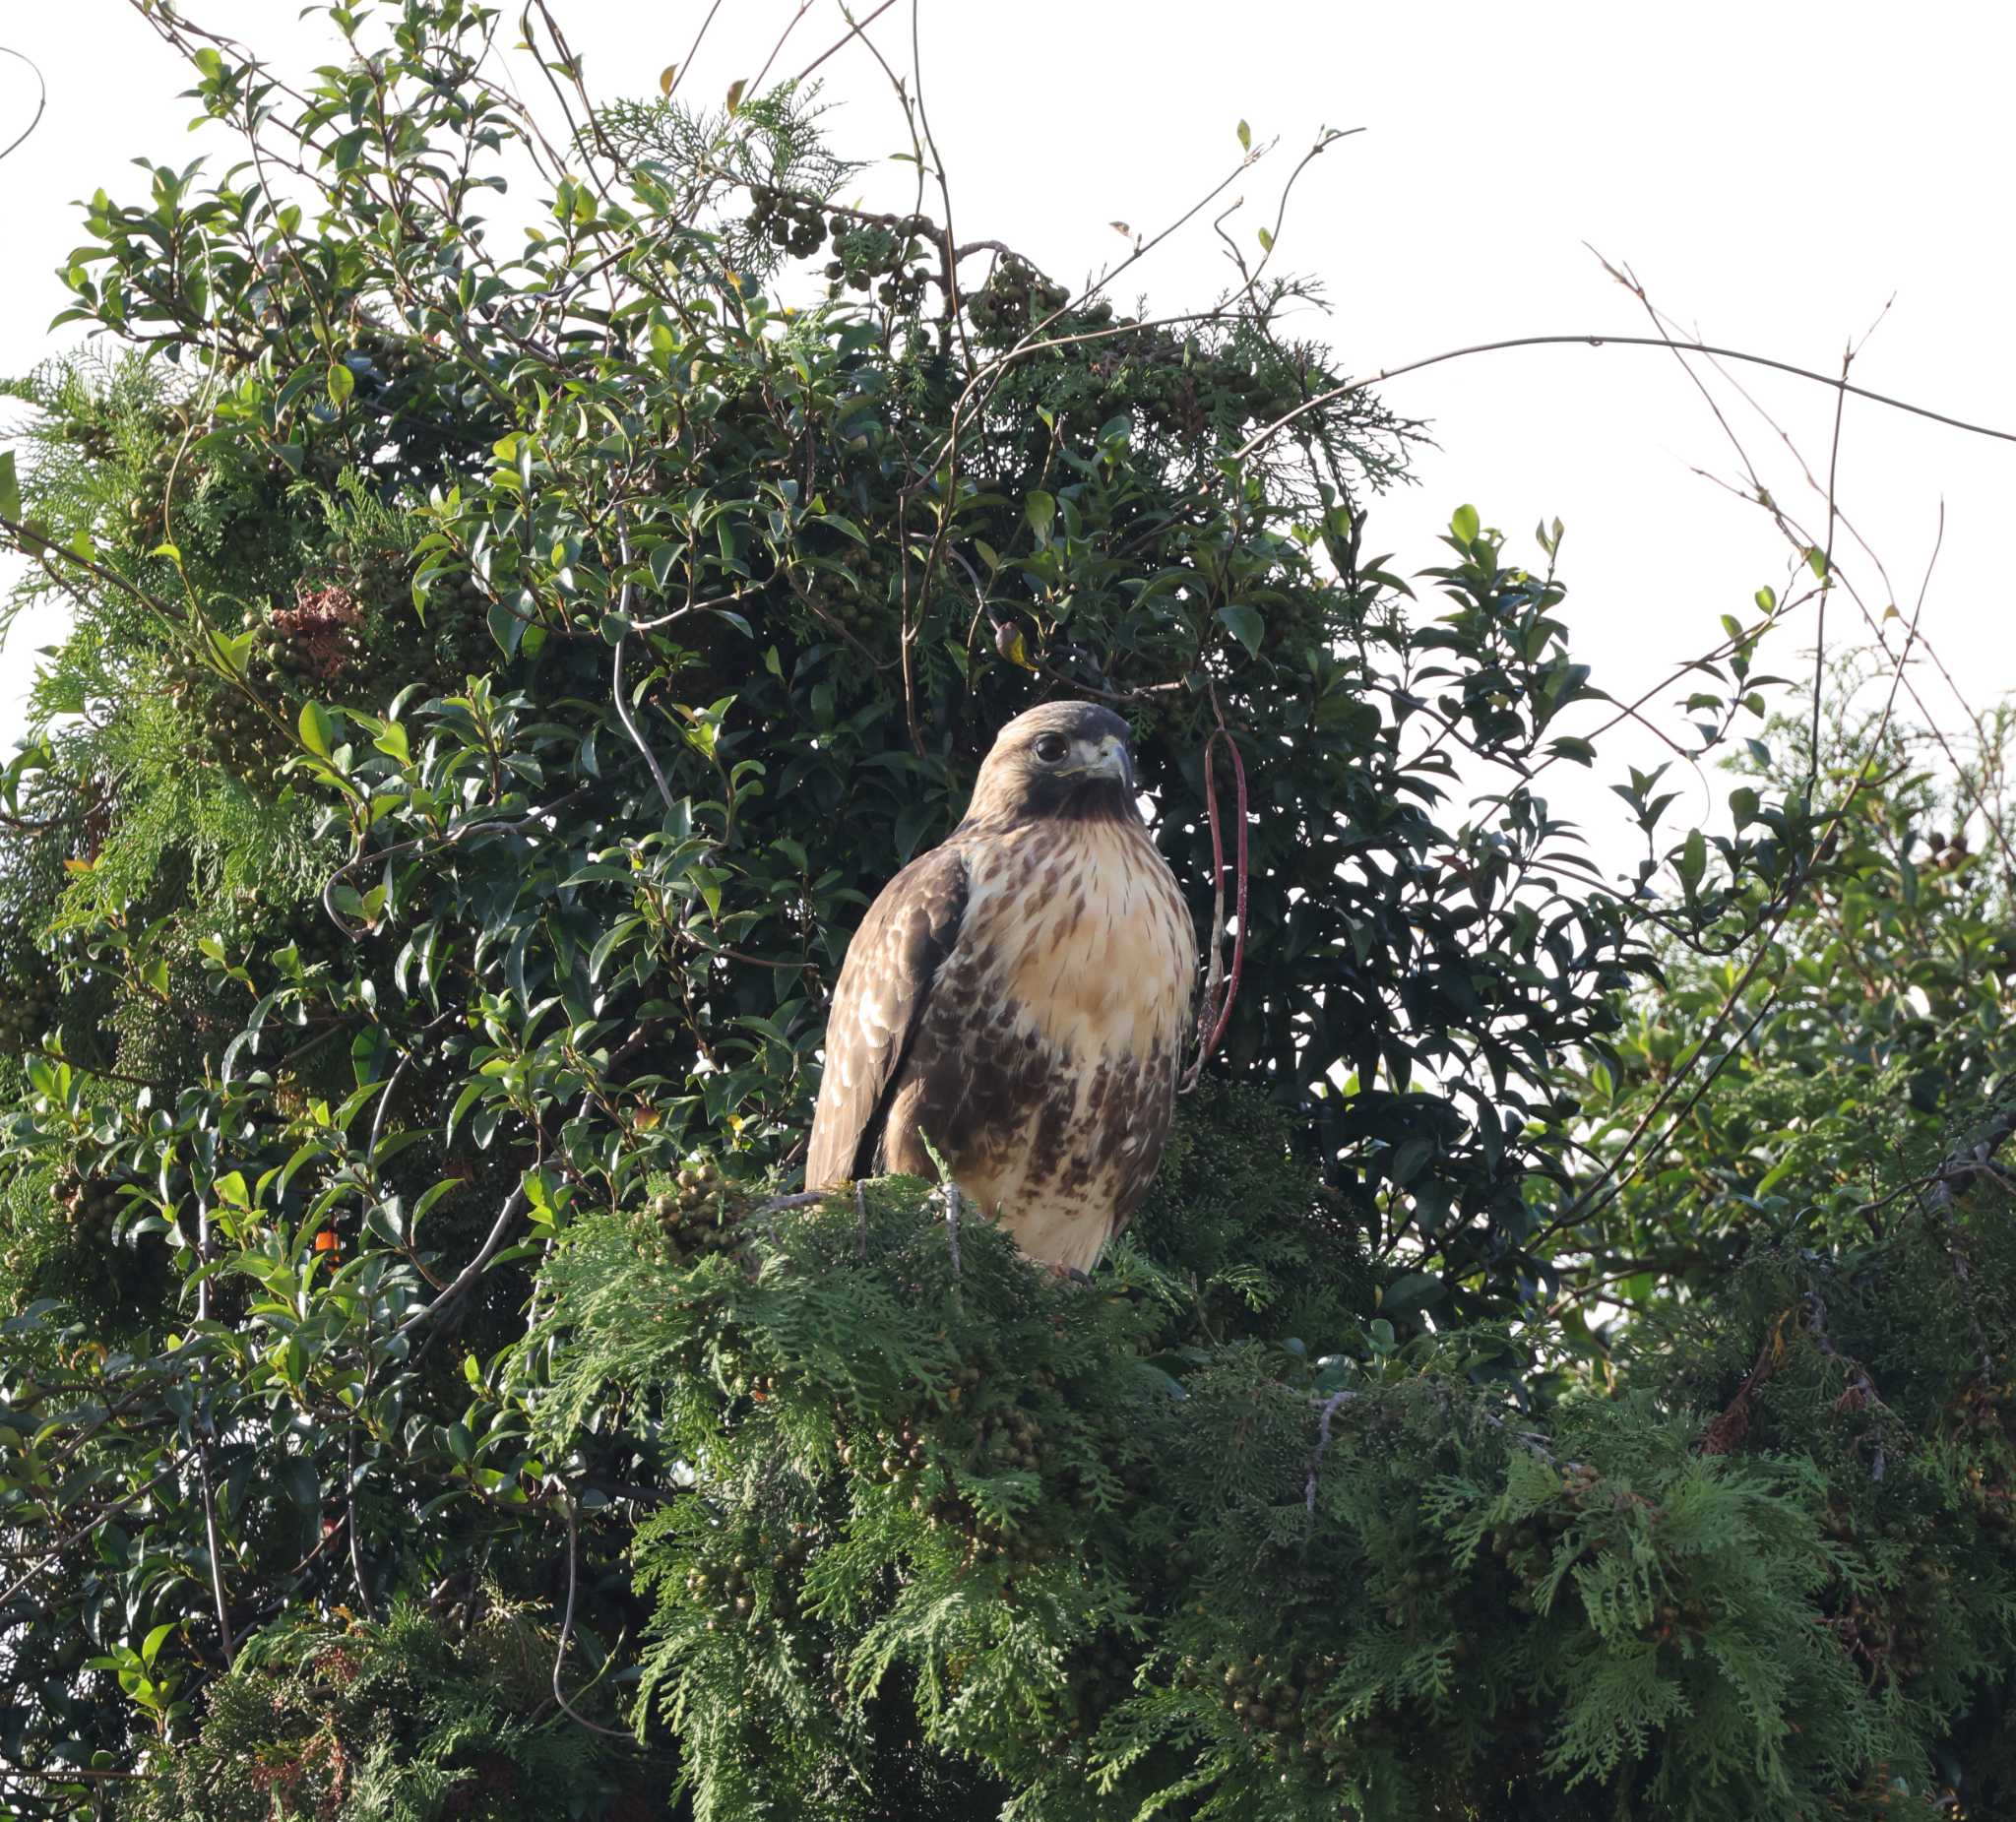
806,702,1197,1274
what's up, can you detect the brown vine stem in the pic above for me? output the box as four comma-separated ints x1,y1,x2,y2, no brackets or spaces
550,1497,633,1739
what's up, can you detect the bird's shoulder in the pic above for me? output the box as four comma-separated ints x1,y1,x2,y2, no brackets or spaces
850,836,972,953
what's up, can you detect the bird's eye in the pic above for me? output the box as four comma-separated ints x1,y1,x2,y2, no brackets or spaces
1033,732,1070,766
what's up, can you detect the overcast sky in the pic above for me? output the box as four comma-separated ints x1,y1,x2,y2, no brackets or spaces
3,2,2012,861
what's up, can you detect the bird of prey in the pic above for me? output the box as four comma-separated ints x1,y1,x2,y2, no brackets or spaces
806,701,1196,1274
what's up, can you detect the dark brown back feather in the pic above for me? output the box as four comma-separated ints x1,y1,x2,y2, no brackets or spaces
804,843,970,1189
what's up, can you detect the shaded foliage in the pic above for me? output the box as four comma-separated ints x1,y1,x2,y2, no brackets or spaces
125,1598,637,1821
0,5,2009,1820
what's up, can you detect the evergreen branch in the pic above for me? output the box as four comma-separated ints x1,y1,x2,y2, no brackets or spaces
1,513,186,627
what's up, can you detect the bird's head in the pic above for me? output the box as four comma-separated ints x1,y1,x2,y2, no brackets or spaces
964,701,1140,828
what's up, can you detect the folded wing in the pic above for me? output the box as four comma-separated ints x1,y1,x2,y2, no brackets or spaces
804,844,971,1189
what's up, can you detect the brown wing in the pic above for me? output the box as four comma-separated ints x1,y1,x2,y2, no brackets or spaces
804,842,971,1190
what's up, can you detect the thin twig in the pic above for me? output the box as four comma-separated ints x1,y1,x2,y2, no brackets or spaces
1180,713,1249,1093
0,1453,191,1611
1810,340,1852,791
196,1428,236,1666
1559,508,1940,1236
1232,332,2016,466
393,1184,529,1347
612,519,676,816
793,0,901,84
1303,1388,1355,1516
0,43,48,163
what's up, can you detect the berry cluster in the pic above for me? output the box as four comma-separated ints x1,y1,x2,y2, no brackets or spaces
61,1170,129,1245
684,1525,816,1644
0,953,58,1055
1055,1634,1138,1740
821,219,930,311
263,585,365,686
744,186,830,262
1216,1650,1346,1769
965,259,1069,346
649,1158,748,1268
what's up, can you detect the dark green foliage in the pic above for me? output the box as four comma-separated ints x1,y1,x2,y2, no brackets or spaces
0,5,2013,1819
121,1600,635,1821
536,1140,2016,1820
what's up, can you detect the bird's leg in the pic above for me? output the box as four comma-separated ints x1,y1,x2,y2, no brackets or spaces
854,1180,868,1262
917,1130,963,1278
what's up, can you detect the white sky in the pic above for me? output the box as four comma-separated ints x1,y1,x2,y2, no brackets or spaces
3,2,2012,865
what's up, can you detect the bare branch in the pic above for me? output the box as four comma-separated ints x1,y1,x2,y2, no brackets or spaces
1232,332,2016,467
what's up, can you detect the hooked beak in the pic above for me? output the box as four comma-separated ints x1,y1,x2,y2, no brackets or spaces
1075,734,1132,787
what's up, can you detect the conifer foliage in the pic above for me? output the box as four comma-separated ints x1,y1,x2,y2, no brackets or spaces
0,5,2012,1818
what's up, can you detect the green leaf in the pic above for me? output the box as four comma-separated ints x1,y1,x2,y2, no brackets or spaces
297,700,338,759
1236,118,1251,152
327,360,354,404
0,450,19,524
1390,1137,1433,1185
1026,490,1055,548
1676,827,1707,894
1217,604,1263,659
590,916,645,982
814,512,867,546
487,597,528,659
1382,1272,1445,1317
409,1178,462,1236
1450,504,1480,544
